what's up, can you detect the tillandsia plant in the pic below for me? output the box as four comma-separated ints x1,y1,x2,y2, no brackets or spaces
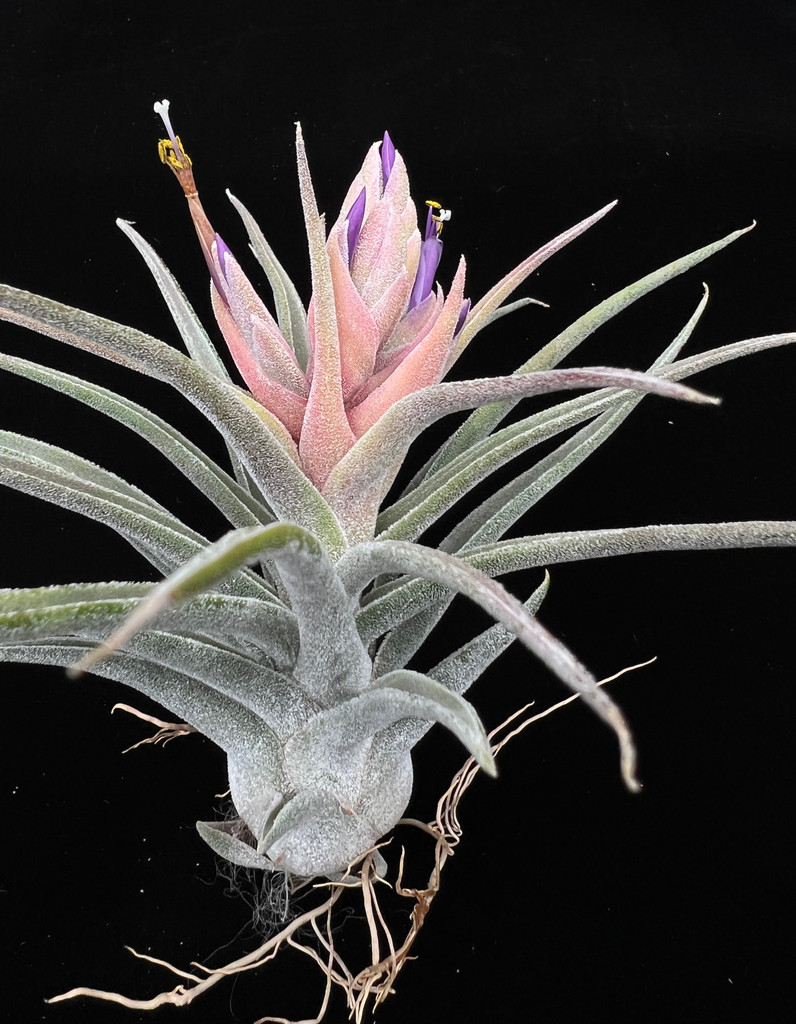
1,99,794,1016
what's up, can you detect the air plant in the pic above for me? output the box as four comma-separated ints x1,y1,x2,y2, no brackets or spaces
0,100,793,1017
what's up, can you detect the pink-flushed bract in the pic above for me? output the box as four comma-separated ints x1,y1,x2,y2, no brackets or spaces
154,101,613,491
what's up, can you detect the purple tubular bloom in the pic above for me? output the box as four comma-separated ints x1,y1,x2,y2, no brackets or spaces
423,203,436,241
454,297,471,336
199,233,231,303
407,234,443,311
215,234,233,279
345,187,367,265
380,131,396,188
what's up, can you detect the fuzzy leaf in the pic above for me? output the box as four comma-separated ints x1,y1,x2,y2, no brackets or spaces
0,352,271,529
340,540,641,790
0,638,278,763
116,219,233,381
0,432,271,597
448,201,618,367
428,572,551,692
416,223,754,484
0,582,297,664
372,575,550,754
325,366,718,542
357,521,796,648
371,602,455,679
443,287,711,553
259,788,384,876
107,631,313,735
373,560,549,682
227,190,311,371
285,669,496,785
0,284,347,556
377,323,796,546
68,523,371,704
466,521,796,577
196,820,274,871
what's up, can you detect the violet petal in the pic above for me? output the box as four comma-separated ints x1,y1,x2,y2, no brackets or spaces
408,236,443,311
423,203,436,241
215,234,233,280
346,187,367,265
381,131,396,189
201,233,231,304
454,297,471,336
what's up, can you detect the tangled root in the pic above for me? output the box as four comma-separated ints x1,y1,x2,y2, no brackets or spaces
49,660,652,1022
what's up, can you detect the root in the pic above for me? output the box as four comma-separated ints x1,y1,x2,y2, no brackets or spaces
111,702,196,752
52,658,654,1021
46,892,344,1010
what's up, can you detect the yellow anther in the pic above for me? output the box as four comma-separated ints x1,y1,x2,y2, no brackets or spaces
158,136,192,171
425,199,452,234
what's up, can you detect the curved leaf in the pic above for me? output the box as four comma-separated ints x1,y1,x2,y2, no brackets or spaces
372,575,550,755
284,669,496,783
0,582,297,664
0,352,271,530
0,638,278,763
443,287,710,553
377,327,796,545
0,432,271,598
465,521,796,577
69,524,370,705
116,219,232,381
448,200,618,367
107,631,314,736
196,819,274,871
326,367,717,542
226,190,311,371
0,284,347,556
340,539,640,790
414,223,754,485
357,521,796,647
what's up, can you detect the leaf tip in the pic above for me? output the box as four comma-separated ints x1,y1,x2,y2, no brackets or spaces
620,734,642,793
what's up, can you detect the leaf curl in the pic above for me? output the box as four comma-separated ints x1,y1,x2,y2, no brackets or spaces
340,540,641,791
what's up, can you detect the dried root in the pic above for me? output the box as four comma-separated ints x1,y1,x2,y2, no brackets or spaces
49,660,654,1021
111,702,196,752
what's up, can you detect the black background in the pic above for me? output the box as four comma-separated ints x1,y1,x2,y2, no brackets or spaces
1,2,794,1022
